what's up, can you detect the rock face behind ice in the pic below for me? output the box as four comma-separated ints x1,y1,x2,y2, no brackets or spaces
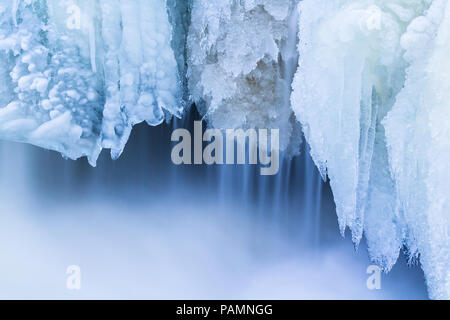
292,0,449,299
0,0,183,165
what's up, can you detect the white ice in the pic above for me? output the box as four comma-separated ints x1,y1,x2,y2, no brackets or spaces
0,0,182,165
187,0,302,153
291,0,449,299
384,0,450,299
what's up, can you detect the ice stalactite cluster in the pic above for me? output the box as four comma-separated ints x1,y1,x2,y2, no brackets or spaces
0,0,448,299
384,0,450,299
0,0,104,164
292,0,428,263
291,0,449,299
98,0,183,159
0,0,182,164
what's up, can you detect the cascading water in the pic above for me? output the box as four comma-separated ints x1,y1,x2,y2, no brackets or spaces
0,107,427,299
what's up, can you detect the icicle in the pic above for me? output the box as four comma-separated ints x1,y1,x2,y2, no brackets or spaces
88,19,96,73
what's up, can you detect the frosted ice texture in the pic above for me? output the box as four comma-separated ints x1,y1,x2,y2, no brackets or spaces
384,0,450,299
291,0,449,299
0,0,448,299
187,0,301,152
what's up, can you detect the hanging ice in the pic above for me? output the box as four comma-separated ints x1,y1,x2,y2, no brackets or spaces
0,0,183,165
384,0,450,299
187,0,301,152
291,0,449,299
99,0,184,159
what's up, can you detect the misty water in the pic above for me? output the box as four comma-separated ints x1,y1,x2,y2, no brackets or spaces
0,109,427,299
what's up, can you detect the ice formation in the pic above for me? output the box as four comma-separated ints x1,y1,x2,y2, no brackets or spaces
187,0,301,152
0,0,183,165
384,0,450,299
291,0,449,299
0,0,448,299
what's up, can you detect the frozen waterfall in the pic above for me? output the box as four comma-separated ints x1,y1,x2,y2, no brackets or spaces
0,0,448,299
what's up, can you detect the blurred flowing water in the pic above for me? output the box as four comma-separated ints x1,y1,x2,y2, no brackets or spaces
0,108,428,299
